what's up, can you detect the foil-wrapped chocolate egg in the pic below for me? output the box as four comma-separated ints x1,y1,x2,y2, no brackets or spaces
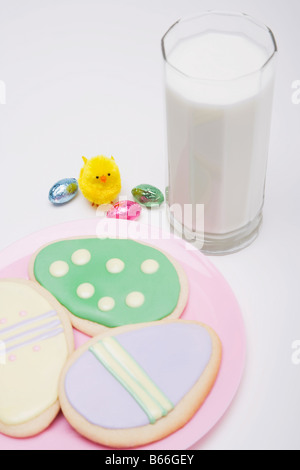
106,200,141,221
49,178,78,206
131,184,164,207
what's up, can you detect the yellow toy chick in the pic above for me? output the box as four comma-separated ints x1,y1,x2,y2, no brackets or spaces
79,155,121,206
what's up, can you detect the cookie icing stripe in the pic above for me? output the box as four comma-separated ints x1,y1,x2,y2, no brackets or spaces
2,327,64,354
89,339,174,424
101,337,173,414
2,319,62,345
0,310,57,336
90,342,164,424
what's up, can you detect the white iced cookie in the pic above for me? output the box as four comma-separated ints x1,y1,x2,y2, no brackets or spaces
0,279,74,438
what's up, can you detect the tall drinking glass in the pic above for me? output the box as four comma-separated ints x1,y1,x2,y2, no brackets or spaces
162,11,277,254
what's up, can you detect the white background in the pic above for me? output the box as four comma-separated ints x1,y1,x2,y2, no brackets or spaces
0,0,300,450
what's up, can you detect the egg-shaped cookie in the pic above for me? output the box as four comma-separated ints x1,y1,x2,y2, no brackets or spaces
0,279,74,438
59,320,222,448
29,237,189,336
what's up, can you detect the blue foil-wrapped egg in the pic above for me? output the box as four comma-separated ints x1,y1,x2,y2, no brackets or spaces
49,178,78,205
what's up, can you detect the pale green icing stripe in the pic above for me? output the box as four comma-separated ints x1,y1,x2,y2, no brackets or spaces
89,342,160,424
102,337,173,415
89,338,174,424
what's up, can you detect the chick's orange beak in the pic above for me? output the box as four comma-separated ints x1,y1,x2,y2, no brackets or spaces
100,175,107,183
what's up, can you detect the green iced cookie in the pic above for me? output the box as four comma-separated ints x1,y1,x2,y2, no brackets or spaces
29,238,189,336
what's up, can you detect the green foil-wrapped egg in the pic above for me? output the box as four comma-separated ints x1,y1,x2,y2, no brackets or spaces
131,184,164,208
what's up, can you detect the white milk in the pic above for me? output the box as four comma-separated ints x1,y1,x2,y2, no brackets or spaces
165,32,275,235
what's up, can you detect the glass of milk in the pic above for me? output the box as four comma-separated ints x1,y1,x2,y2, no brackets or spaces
162,11,277,254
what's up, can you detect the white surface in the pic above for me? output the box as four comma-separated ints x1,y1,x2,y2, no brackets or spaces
0,0,299,450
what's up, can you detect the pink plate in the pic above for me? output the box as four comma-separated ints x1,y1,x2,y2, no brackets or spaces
0,218,246,450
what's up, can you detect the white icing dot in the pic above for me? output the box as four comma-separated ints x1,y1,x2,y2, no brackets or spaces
126,292,145,308
141,259,160,274
77,283,95,299
71,249,91,266
49,261,69,278
98,297,115,312
106,258,125,274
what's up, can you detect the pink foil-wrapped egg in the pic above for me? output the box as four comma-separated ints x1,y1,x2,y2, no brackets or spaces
106,200,142,221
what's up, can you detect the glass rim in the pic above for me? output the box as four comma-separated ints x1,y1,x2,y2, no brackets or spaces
161,10,278,82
